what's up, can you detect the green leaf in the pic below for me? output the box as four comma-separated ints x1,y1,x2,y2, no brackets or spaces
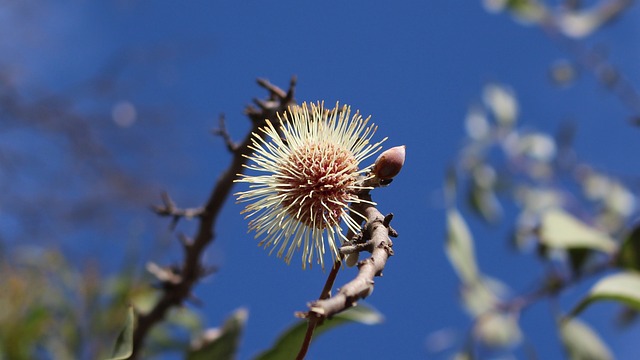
617,224,640,271
559,318,612,360
539,209,617,254
568,272,640,318
108,306,135,360
505,0,547,23
446,209,479,284
254,304,383,360
187,308,248,360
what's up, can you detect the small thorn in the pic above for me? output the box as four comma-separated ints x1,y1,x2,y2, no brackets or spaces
383,213,394,227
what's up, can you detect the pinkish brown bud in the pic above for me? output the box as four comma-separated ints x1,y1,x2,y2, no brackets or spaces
373,145,406,180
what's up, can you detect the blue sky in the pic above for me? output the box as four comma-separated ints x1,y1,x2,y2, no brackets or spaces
5,1,640,359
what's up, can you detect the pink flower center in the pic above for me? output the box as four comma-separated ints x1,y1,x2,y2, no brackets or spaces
277,142,357,229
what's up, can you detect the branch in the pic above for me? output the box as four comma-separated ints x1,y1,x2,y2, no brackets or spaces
130,76,297,358
295,192,395,359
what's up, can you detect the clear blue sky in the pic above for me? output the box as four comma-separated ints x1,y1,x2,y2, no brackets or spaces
6,1,640,359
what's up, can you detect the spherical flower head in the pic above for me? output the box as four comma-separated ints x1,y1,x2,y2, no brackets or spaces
235,102,385,269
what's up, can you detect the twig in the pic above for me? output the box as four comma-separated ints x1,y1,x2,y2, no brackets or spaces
294,192,395,359
211,114,238,153
130,77,297,358
151,191,204,230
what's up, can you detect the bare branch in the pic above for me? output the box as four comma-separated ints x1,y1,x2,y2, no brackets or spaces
131,77,297,358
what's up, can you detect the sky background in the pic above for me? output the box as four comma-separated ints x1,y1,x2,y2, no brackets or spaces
3,1,640,359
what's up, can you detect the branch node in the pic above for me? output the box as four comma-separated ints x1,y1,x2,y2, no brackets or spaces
383,213,394,227
211,114,238,153
388,226,399,238
146,262,182,286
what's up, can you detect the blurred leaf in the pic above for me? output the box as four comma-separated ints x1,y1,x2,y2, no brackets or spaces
452,350,474,360
558,0,632,38
446,209,479,284
518,133,556,162
567,248,590,275
559,318,612,360
483,83,518,126
617,223,640,271
468,187,502,224
473,311,522,349
539,209,617,254
468,165,502,223
187,308,248,360
254,304,383,360
465,105,490,140
167,307,202,334
568,272,640,318
108,306,135,360
506,0,547,23
461,277,507,317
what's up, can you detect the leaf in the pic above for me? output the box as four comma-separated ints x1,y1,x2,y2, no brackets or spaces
559,318,612,360
108,306,135,360
187,308,248,360
473,311,522,349
558,0,632,38
254,304,383,360
505,0,547,23
446,209,480,284
539,209,617,254
460,277,508,317
468,164,502,223
617,223,640,271
483,83,518,126
568,272,640,318
567,248,590,276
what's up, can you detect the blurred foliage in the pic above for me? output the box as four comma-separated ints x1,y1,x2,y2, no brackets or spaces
2,1,639,359
0,247,208,360
445,4,640,355
254,304,383,360
447,66,639,359
0,248,128,359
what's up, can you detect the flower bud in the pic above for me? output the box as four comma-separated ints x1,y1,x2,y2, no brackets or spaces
373,145,406,180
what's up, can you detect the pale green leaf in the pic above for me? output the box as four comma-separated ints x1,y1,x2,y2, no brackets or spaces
446,209,479,284
559,318,612,360
569,272,640,318
473,311,522,349
540,209,617,254
187,308,248,360
108,307,135,360
460,277,507,317
558,0,631,38
483,83,518,126
254,304,383,360
465,106,489,140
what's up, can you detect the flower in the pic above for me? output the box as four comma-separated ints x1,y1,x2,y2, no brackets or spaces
235,102,385,269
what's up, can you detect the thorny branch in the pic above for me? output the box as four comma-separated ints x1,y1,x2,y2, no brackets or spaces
131,77,297,358
294,192,396,360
